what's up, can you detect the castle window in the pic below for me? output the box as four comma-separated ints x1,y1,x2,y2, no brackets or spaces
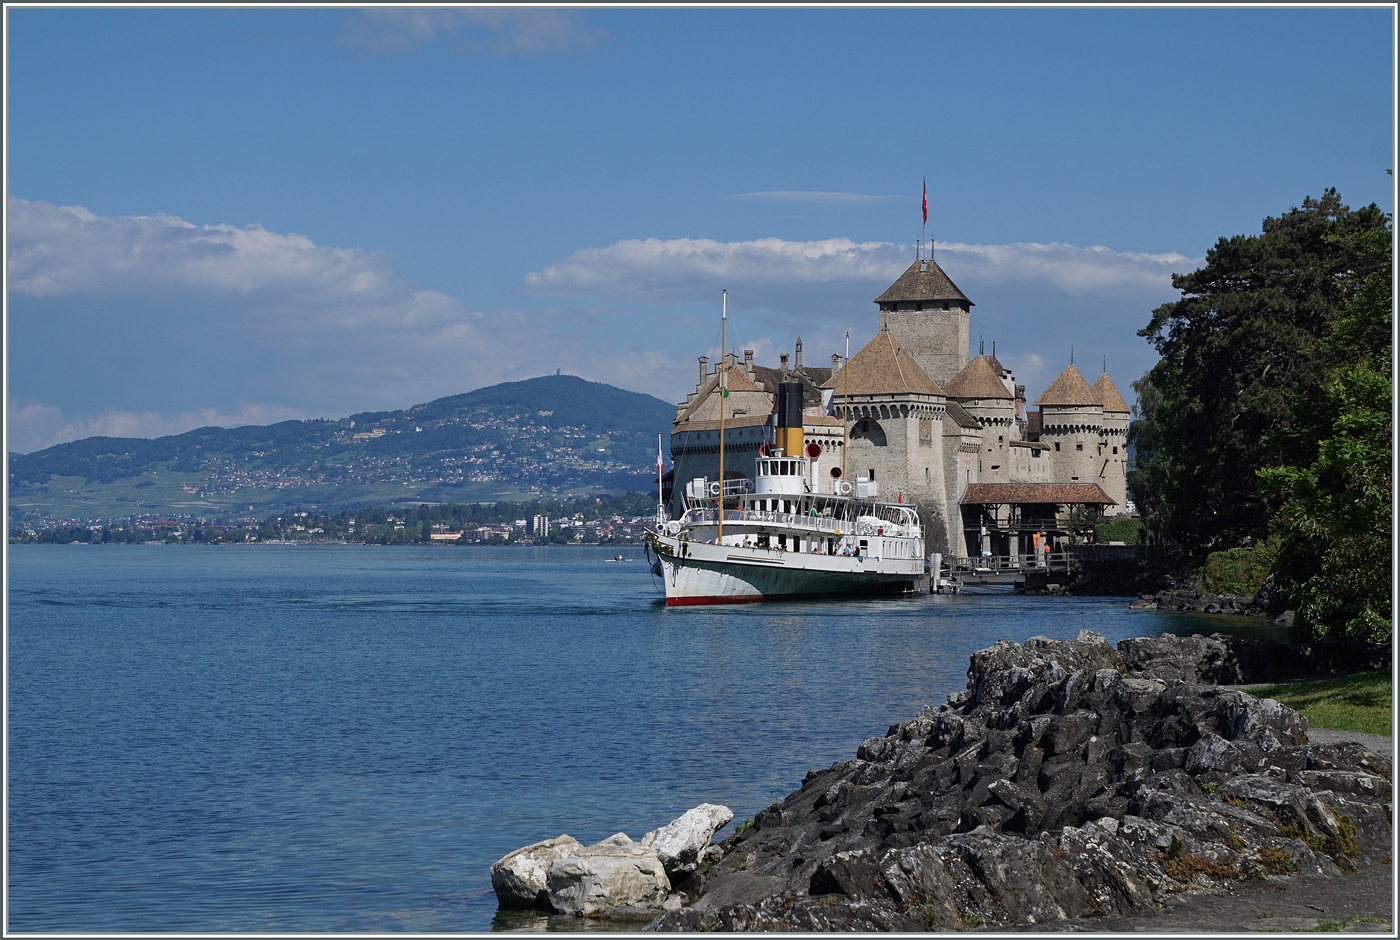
1054,442,1060,451
1076,443,1083,451
998,435,1003,444
869,469,875,480
1112,446,1118,454
925,467,930,483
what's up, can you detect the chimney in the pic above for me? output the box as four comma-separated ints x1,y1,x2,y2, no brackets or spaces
698,356,709,382
795,337,803,369
779,353,789,378
743,349,754,370
831,353,841,375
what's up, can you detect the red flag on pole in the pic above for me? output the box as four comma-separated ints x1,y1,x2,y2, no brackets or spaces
922,178,927,224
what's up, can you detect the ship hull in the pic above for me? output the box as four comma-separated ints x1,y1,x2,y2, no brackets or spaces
652,535,921,605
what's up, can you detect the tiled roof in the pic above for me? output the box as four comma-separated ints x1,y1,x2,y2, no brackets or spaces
874,258,971,304
944,355,1014,400
670,414,772,434
820,328,945,397
676,366,768,423
961,483,1115,506
749,365,832,407
1034,364,1101,408
1093,373,1131,414
944,399,982,429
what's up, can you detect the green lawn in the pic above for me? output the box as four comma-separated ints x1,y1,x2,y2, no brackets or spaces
1244,671,1393,737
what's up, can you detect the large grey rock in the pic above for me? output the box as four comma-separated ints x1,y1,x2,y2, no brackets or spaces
489,834,581,907
643,632,1391,932
641,803,733,876
546,833,671,917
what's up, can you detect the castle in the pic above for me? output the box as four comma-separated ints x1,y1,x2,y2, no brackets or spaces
666,256,1130,558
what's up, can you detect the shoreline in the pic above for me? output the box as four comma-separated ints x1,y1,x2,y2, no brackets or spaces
504,630,1393,933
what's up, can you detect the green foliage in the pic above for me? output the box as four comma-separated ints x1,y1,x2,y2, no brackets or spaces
1202,539,1278,596
1259,222,1392,640
1094,516,1145,544
1244,671,1392,737
1133,190,1390,552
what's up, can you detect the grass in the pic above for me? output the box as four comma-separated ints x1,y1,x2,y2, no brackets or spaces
1243,671,1392,737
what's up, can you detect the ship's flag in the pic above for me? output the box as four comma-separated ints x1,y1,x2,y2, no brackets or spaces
922,178,927,224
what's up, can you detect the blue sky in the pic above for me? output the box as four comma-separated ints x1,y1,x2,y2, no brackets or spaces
6,6,1394,453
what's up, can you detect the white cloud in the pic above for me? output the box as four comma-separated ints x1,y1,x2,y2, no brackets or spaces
340,8,601,55
9,195,404,305
522,236,1200,303
7,401,306,455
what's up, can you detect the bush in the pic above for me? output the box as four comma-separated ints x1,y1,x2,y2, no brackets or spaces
1203,539,1278,596
1094,516,1145,544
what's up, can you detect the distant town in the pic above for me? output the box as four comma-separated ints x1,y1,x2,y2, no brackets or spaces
7,492,661,546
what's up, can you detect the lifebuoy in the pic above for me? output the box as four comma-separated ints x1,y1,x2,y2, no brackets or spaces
837,480,854,496
805,441,822,459
758,443,770,457
665,520,682,536
708,481,721,497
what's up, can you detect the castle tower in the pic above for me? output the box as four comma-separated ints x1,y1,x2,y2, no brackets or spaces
944,354,1016,483
1093,372,1131,513
821,327,955,554
874,258,972,387
1034,365,1106,492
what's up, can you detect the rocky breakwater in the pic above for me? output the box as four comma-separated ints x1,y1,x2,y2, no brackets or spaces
1128,572,1291,621
645,632,1391,931
491,803,732,920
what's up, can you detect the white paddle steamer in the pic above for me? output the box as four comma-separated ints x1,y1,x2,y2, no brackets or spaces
645,453,924,605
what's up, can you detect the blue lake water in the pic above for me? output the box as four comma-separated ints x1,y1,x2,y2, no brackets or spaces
6,544,1288,932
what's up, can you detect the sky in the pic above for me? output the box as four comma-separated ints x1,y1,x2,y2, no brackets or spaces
5,6,1394,454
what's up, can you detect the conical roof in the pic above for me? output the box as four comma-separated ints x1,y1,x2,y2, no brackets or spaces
944,355,1013,400
820,328,945,397
1034,364,1100,408
874,258,971,305
1093,373,1130,414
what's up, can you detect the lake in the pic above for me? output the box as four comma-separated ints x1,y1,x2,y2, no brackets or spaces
6,544,1286,931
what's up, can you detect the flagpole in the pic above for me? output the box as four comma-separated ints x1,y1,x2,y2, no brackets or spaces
657,431,665,524
717,290,727,544
922,176,927,261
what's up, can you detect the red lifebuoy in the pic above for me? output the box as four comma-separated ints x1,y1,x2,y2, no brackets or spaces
758,443,770,457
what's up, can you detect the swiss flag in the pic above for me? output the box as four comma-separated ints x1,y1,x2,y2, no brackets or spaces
922,178,927,224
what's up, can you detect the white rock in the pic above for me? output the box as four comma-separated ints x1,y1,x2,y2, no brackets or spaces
489,835,582,907
641,803,734,876
545,836,671,917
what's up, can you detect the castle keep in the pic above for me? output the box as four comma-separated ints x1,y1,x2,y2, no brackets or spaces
667,257,1130,557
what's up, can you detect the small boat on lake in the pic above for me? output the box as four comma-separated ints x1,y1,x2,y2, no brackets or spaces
645,454,924,605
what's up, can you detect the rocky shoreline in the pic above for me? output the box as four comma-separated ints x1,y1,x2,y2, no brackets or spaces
492,632,1392,932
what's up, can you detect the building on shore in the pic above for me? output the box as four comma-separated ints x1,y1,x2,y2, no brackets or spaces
665,254,1131,557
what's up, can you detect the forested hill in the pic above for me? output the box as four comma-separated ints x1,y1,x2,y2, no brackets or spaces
8,376,678,518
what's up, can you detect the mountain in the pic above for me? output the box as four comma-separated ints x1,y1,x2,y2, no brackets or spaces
8,375,678,524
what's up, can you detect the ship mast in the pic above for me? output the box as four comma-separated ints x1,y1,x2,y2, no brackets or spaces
841,330,849,490
717,289,727,544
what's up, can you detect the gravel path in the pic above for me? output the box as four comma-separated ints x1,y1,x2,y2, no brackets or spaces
1307,727,1393,760
1026,863,1394,933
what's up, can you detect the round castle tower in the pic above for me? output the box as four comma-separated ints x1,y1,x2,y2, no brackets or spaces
1093,372,1131,512
944,354,1016,482
1034,365,1105,490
